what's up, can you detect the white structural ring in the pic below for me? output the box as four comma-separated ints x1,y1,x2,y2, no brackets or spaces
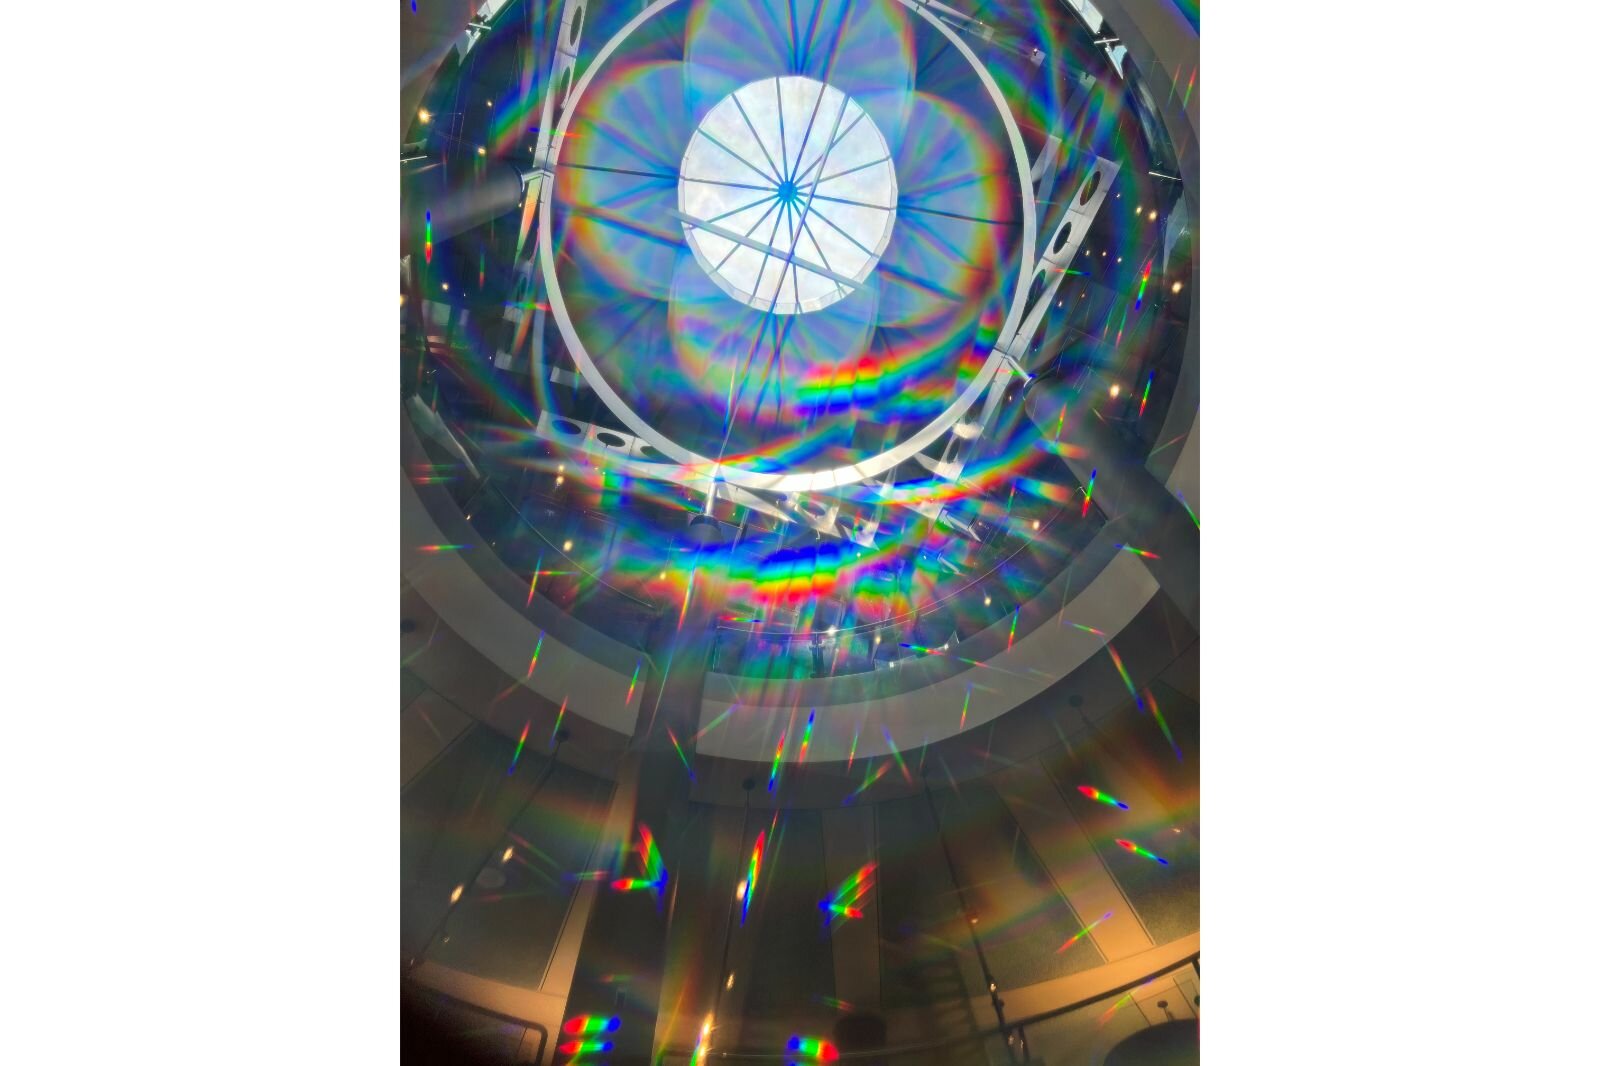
539,0,1038,495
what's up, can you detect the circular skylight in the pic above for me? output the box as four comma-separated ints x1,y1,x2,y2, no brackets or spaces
678,76,897,316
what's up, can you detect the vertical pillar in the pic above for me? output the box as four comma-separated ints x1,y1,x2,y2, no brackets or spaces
556,563,722,1061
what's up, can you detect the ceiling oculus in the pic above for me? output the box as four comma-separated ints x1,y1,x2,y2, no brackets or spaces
678,76,897,316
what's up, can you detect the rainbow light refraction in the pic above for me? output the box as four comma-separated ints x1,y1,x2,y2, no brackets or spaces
417,544,467,553
798,709,815,763
1115,838,1170,865
423,208,432,264
1116,544,1161,559
1078,785,1130,810
1134,259,1151,310
1058,910,1113,952
786,1036,839,1062
612,823,666,892
508,721,529,774
1176,489,1200,529
742,829,765,925
768,730,786,792
562,1015,620,1036
881,728,912,784
849,760,888,799
557,1038,613,1058
1144,687,1182,761
666,725,694,779
1082,469,1097,517
960,684,972,730
526,550,543,606
820,862,876,920
550,696,567,745
1139,372,1153,418
526,630,545,678
626,661,640,704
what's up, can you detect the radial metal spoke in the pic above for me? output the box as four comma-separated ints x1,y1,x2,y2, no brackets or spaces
681,174,784,195
806,190,895,212
704,192,779,226
814,154,892,186
695,128,781,186
712,198,785,271
790,108,866,185
806,202,881,261
774,77,790,179
732,92,787,190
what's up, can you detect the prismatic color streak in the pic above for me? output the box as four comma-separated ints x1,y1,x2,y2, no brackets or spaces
847,725,860,771
666,726,695,779
1134,260,1151,310
768,730,786,792
557,1038,613,1058
960,684,972,731
677,568,696,630
787,1036,839,1061
1116,544,1161,559
881,728,913,784
1008,607,1020,651
1138,373,1153,419
1106,643,1141,706
418,544,467,552
741,829,765,925
612,824,666,891
423,209,432,264
1058,910,1113,952
562,1016,620,1036
626,661,640,704
850,761,889,799
1176,489,1200,529
1115,839,1170,865
798,709,816,764
1082,469,1097,517
820,863,876,921
1144,687,1182,761
527,550,543,606
526,630,545,678
1078,785,1130,810
509,721,530,775
549,697,567,746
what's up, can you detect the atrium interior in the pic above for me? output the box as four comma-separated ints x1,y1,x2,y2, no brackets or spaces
400,1,1199,1062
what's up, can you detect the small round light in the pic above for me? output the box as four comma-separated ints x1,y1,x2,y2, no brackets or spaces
1109,383,1121,397
441,282,448,291
477,146,486,156
984,596,992,606
1031,519,1040,530
735,880,748,901
556,475,564,486
418,108,431,123
562,540,573,552
1148,210,1158,221
450,884,464,904
1171,281,1183,294
502,847,513,862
